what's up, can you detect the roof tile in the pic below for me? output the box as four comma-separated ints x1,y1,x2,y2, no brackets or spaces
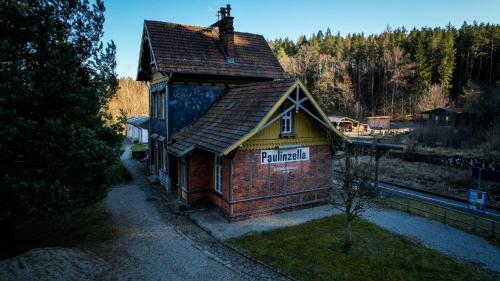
168,79,297,155
142,21,289,79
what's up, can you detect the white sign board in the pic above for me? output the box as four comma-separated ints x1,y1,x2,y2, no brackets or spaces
261,147,310,164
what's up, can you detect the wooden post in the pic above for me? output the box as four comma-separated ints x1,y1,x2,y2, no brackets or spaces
229,156,234,217
375,151,380,190
478,168,482,190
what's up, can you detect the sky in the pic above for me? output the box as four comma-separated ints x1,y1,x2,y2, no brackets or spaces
101,0,500,78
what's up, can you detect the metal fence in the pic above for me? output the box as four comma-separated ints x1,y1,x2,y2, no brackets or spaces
382,191,500,241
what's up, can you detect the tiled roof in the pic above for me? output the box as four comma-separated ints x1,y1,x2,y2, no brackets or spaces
168,79,297,156
127,116,149,129
328,116,361,124
143,20,289,79
418,107,469,114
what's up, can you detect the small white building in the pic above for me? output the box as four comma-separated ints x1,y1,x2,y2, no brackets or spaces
126,116,149,143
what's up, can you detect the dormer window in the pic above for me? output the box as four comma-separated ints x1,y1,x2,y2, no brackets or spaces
281,110,292,135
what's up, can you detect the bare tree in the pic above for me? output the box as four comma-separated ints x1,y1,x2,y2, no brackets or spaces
331,147,377,250
280,45,319,85
417,84,449,112
313,54,354,114
384,47,415,116
108,78,149,120
278,53,298,76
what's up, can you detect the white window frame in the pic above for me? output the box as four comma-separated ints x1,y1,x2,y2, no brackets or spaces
214,156,223,194
281,110,293,134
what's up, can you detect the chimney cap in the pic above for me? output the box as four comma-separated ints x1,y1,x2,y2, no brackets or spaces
212,4,234,27
218,4,232,20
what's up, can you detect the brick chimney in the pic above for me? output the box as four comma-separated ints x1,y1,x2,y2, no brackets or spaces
212,4,235,63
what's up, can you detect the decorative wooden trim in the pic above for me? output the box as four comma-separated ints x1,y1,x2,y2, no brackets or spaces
238,138,328,151
222,80,349,155
143,25,158,70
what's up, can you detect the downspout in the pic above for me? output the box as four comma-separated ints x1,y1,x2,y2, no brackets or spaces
165,77,170,189
145,81,152,174
229,154,234,217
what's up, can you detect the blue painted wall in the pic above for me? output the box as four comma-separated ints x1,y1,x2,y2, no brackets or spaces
168,84,225,135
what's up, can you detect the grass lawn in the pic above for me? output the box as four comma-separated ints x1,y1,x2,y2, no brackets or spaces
229,215,497,281
1,202,115,260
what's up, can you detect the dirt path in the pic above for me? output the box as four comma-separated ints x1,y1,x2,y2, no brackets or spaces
0,144,290,281
98,156,251,280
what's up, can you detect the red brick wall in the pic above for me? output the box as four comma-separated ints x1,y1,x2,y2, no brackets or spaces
210,157,231,216
184,145,332,220
229,145,332,219
185,149,231,213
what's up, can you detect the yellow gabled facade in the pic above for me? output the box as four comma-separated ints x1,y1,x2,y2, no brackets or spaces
224,80,348,155
239,100,329,151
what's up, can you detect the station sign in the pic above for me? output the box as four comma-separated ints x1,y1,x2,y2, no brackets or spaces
261,147,309,164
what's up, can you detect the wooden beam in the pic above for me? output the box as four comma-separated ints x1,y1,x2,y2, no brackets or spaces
259,104,296,131
295,86,299,110
299,104,330,128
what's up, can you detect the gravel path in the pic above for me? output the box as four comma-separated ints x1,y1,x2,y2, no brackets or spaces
191,205,341,240
96,143,291,281
0,248,107,281
99,157,251,280
192,205,500,273
363,209,500,272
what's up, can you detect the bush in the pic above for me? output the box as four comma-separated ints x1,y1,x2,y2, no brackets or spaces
402,142,418,161
1,202,114,260
409,125,483,149
132,143,148,160
478,133,500,153
104,162,133,184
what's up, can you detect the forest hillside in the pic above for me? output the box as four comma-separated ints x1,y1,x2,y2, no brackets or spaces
269,22,500,133
108,78,149,121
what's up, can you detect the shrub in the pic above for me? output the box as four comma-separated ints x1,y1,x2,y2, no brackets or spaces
1,202,114,260
132,143,148,160
408,125,485,149
104,162,133,184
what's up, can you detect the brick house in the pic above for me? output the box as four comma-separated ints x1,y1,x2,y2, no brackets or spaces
136,5,347,220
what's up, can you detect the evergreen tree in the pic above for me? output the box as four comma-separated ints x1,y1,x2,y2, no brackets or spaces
0,0,121,245
438,29,456,92
270,22,500,119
